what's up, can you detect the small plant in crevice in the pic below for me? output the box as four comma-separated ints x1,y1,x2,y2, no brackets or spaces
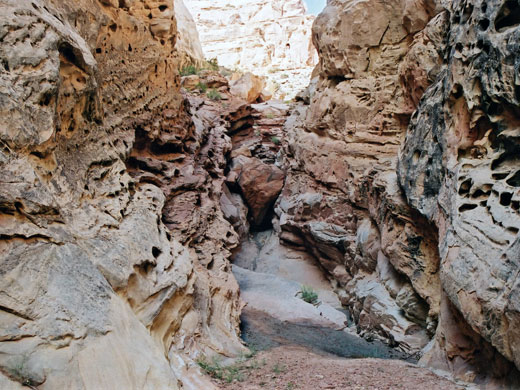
196,82,208,93
207,57,219,71
207,88,222,101
272,362,287,374
265,113,275,119
180,65,198,76
197,354,262,384
271,136,281,145
296,285,319,305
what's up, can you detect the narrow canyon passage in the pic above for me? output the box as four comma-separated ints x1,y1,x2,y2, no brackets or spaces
176,70,470,389
1,0,520,389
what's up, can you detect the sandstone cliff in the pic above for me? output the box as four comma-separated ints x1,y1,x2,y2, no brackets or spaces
278,0,520,386
184,0,318,99
399,0,520,384
277,0,444,355
0,0,245,388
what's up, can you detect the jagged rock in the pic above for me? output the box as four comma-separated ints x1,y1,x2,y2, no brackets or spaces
275,0,445,354
229,72,266,103
181,74,201,89
0,0,245,388
184,0,318,99
220,184,250,239
398,0,520,382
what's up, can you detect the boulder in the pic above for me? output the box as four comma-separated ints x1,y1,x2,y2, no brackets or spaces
229,72,266,103
227,156,285,226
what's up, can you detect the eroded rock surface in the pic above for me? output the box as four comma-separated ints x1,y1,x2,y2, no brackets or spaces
398,0,520,386
0,0,245,388
276,0,444,355
185,0,318,99
279,0,520,386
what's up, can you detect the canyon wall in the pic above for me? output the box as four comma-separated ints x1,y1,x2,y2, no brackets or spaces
278,0,520,385
0,0,245,389
399,0,520,384
184,0,318,99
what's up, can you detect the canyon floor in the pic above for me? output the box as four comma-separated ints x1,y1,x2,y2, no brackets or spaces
199,230,472,390
207,344,466,390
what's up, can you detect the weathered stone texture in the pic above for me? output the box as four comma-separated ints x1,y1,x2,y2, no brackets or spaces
0,0,244,388
275,0,446,355
398,0,520,383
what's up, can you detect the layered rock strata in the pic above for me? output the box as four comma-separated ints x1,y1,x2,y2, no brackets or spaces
184,0,318,99
276,0,445,355
279,0,520,386
0,1,245,388
398,0,520,385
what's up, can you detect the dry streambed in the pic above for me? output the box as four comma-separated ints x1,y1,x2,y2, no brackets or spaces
198,231,472,390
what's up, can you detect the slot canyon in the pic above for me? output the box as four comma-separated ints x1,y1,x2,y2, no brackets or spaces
0,0,519,389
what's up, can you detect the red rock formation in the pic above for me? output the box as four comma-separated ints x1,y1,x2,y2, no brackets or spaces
0,1,245,388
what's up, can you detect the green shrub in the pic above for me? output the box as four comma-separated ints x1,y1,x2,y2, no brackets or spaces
196,82,208,93
207,57,219,71
272,363,286,374
207,88,222,101
265,113,275,119
297,285,319,305
197,356,250,384
180,65,198,76
271,136,281,145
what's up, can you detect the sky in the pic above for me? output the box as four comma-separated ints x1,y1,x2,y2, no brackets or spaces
304,0,326,15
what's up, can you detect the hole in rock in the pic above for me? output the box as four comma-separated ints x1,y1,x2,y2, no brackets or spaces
109,23,117,32
472,189,490,199
328,75,346,87
479,18,490,30
452,83,463,99
500,192,513,206
462,4,474,23
512,200,520,210
138,260,155,274
59,42,84,70
495,0,520,31
159,5,168,11
487,101,503,116
492,172,509,180
152,246,162,258
507,171,520,186
459,203,478,212
507,227,519,234
459,178,473,195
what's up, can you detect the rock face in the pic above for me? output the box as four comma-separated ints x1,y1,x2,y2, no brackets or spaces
184,0,318,99
398,0,520,384
0,0,245,388
277,0,444,356
174,0,205,67
279,0,520,386
227,156,285,227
